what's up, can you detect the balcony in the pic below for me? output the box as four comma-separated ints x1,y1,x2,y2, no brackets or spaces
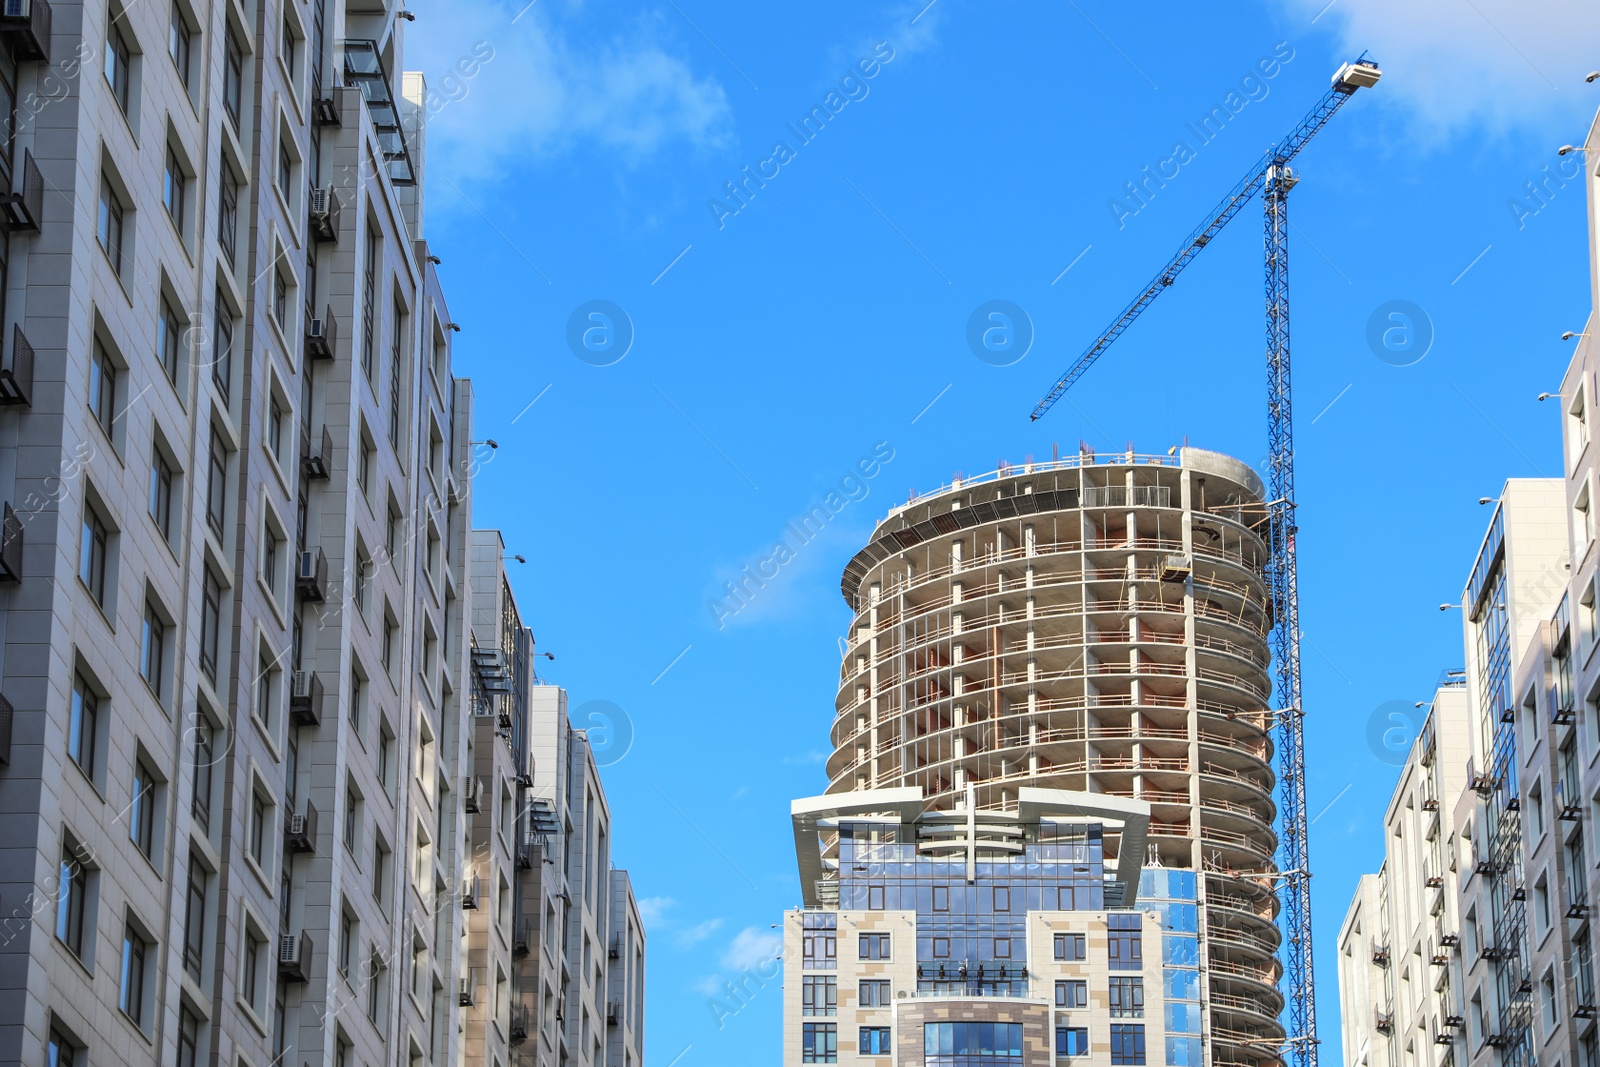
284,802,317,854
0,0,51,63
296,547,327,602
300,424,334,480
278,930,312,983
0,502,21,583
1467,756,1494,795
1439,995,1464,1029
342,40,415,185
305,306,336,361
0,324,34,407
289,670,324,728
1371,940,1391,966
1569,880,1590,920
1375,1007,1394,1033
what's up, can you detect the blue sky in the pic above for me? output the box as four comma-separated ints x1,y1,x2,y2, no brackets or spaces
405,0,1600,1061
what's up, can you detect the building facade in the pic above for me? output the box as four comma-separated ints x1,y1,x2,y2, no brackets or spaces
1338,102,1600,1067
788,447,1291,1066
0,2,644,1065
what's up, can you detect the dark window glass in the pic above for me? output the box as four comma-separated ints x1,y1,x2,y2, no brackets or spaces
802,1023,837,1064
1110,1024,1146,1066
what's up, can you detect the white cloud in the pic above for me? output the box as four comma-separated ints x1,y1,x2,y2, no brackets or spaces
691,975,726,997
405,0,732,189
721,926,783,972
781,749,827,766
676,917,724,948
636,896,674,927
1277,0,1600,137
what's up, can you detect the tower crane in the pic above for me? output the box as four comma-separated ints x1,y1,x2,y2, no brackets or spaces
1030,57,1382,1067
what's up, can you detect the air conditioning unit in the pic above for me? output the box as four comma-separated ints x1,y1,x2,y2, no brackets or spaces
284,801,317,853
458,976,476,1007
301,424,334,480
308,186,340,243
460,876,481,910
278,930,311,983
509,1007,529,1043
463,776,484,814
296,548,328,603
305,307,336,360
0,0,52,63
289,670,324,728
313,95,340,126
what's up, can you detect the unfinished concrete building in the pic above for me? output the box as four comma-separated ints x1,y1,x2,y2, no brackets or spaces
819,447,1282,1065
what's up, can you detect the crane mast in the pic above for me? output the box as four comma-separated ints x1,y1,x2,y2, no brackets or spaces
1031,59,1381,1067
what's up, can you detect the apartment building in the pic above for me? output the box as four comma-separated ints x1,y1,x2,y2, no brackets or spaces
0,1,646,1065
1339,101,1600,1067
787,447,1283,1065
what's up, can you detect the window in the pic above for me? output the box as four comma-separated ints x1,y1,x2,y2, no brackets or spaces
129,761,156,855
1057,1028,1089,1057
361,228,378,379
357,439,371,494
1110,976,1145,1018
56,850,89,956
372,837,389,901
1057,979,1088,1009
273,268,288,329
140,603,166,698
222,29,242,126
388,301,403,445
932,885,948,911
860,1027,892,1056
280,16,298,77
801,914,836,969
119,921,150,1025
158,297,182,383
148,450,175,540
377,724,393,789
79,507,109,606
163,147,186,232
183,854,206,979
924,1022,1023,1058
350,672,371,742
263,530,283,594
168,4,191,86
176,1006,199,1067
866,885,884,910
104,20,132,114
254,653,279,730
1108,914,1143,970
191,718,214,829
212,287,234,399
68,673,100,778
48,1026,81,1067
802,1022,837,1064
382,616,396,673
858,979,889,1007
1054,932,1087,961
206,425,227,535
243,930,263,1011
344,783,360,852
268,398,285,461
353,552,370,616
859,932,890,960
367,948,386,1022
339,908,355,978
803,975,836,1016
250,789,269,865
218,164,238,262
199,568,221,683
1535,876,1551,931
1109,1024,1146,1066
97,178,126,274
89,341,117,438
931,937,949,958
278,141,292,198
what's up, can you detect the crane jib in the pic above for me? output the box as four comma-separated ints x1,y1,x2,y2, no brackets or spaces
1029,64,1373,421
